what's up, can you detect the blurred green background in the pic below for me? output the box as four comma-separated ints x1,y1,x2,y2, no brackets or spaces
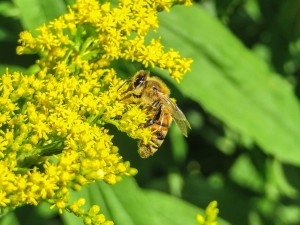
1,0,300,225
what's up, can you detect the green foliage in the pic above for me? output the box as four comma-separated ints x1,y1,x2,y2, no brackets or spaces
62,178,228,225
1,0,300,225
157,5,300,165
14,0,67,33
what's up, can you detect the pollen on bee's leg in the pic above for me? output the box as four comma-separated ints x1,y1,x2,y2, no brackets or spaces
138,143,158,158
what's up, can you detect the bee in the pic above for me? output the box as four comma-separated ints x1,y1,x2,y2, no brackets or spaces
124,70,191,158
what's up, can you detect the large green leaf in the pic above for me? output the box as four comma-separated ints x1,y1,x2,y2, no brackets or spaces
0,212,20,225
63,177,229,225
146,190,228,225
13,0,67,32
157,5,300,165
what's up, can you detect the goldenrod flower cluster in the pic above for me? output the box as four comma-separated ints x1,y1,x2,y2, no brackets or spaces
196,201,219,225
68,198,113,225
1,0,192,224
17,0,192,83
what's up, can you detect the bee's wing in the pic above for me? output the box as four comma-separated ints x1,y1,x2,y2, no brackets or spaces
158,93,191,137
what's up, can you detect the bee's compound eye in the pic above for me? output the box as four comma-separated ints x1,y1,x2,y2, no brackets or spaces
133,75,145,88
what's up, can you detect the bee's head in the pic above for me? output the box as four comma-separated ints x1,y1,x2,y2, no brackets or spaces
129,70,149,95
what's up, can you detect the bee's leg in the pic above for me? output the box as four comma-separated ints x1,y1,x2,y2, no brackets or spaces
145,104,162,127
152,100,160,107
120,93,141,102
145,99,159,111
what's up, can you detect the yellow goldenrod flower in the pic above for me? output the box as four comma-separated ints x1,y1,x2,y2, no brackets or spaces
2,0,193,224
69,198,86,216
197,201,219,225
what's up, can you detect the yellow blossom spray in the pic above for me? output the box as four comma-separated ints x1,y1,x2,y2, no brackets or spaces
1,0,193,224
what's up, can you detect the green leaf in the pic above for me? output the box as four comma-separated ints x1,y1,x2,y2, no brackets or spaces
0,2,19,17
13,0,67,31
146,190,228,225
63,177,229,225
62,210,83,225
265,159,298,198
276,204,300,225
35,202,59,219
169,124,188,163
0,212,20,225
0,65,27,75
182,175,251,225
157,5,300,166
229,154,264,192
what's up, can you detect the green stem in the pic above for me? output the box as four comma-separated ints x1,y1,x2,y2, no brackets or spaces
17,137,65,170
80,36,95,56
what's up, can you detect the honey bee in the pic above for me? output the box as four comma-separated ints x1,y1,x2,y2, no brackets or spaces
124,70,191,158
